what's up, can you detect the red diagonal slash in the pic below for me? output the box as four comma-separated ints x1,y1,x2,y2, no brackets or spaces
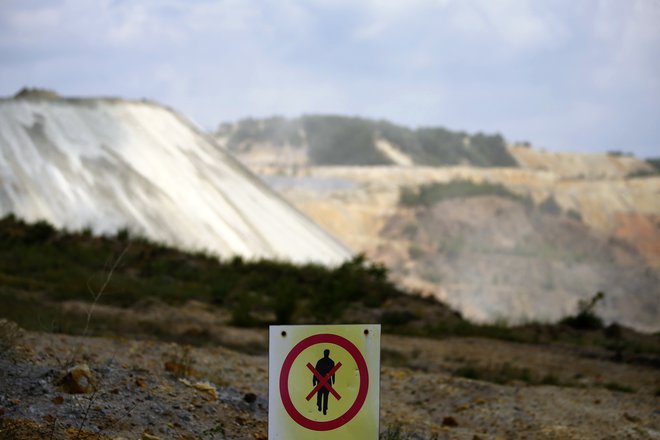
305,362,342,401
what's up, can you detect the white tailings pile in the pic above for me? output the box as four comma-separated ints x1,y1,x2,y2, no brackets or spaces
0,96,352,265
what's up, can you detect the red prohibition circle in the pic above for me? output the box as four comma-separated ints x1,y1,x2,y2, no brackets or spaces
279,333,369,431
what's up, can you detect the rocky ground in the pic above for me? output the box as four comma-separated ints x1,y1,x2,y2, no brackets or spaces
1,322,658,440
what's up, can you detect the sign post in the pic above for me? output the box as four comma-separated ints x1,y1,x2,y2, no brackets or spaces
269,324,381,439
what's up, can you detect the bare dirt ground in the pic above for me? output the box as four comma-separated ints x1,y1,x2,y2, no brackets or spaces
1,327,658,440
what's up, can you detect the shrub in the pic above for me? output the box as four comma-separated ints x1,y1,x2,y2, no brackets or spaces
627,169,658,178
470,132,517,167
380,310,418,326
401,223,418,238
604,382,635,393
408,245,425,259
607,150,632,157
539,196,562,216
0,216,406,329
28,220,57,243
453,366,481,380
303,115,390,165
560,292,605,330
540,374,560,386
223,116,304,150
453,362,532,384
566,209,582,222
380,349,410,368
399,180,529,207
222,115,519,168
646,158,660,172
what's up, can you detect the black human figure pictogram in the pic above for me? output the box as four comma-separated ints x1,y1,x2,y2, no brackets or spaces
313,349,335,415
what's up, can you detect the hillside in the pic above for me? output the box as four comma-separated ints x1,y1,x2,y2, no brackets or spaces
215,116,517,168
1,219,658,440
262,168,660,331
212,116,660,332
0,93,350,265
215,116,655,178
383,192,658,329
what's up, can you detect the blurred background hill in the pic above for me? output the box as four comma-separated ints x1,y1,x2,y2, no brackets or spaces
214,115,660,331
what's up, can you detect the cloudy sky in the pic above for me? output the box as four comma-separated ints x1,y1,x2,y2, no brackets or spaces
1,0,659,157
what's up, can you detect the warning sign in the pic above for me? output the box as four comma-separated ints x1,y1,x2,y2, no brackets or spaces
269,325,380,439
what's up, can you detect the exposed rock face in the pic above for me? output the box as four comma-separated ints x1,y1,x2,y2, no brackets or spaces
612,213,660,267
266,166,660,261
382,196,659,331
212,139,659,331
0,96,351,265
213,115,659,330
261,166,659,331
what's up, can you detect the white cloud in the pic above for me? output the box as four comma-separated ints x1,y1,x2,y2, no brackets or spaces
182,0,261,34
351,0,569,55
8,5,61,30
590,0,660,93
474,0,569,51
0,3,63,46
107,3,153,45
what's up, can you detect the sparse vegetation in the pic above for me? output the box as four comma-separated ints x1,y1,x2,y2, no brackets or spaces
566,209,582,222
401,223,418,238
603,382,636,393
627,168,658,178
400,180,530,207
560,292,605,330
627,158,660,177
422,319,524,343
606,150,633,157
380,348,411,368
407,244,425,259
380,310,418,326
418,124,512,166
0,215,400,333
1,215,658,367
303,115,391,165
646,157,660,172
540,374,560,386
538,196,562,216
452,362,579,388
453,362,532,384
218,115,519,167
222,116,304,150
